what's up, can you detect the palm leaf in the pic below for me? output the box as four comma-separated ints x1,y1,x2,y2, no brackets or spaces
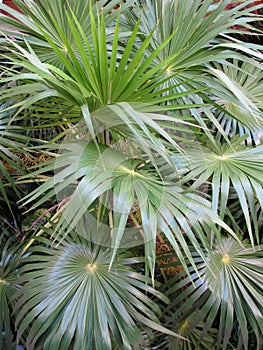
20,139,236,279
15,235,182,350
125,0,263,71
206,60,263,142
0,5,205,158
123,0,263,132
176,137,263,245
165,238,263,350
0,0,126,68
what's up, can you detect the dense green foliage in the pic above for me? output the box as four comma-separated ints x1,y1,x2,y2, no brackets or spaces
0,1,262,349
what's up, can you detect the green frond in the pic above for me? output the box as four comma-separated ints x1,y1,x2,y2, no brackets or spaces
176,138,263,245
20,138,236,279
166,238,263,350
0,1,262,348
15,237,182,350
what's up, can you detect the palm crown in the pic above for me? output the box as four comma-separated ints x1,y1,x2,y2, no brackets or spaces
0,1,262,349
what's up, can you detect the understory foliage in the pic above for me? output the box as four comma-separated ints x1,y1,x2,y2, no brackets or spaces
0,1,262,349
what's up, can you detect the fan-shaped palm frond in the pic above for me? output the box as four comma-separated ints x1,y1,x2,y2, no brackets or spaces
0,3,203,160
0,0,126,68
20,139,235,278
15,236,181,350
122,0,263,132
205,60,263,143
126,0,263,66
165,237,263,350
176,137,263,245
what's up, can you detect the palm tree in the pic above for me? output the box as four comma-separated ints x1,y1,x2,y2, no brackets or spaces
0,0,262,349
